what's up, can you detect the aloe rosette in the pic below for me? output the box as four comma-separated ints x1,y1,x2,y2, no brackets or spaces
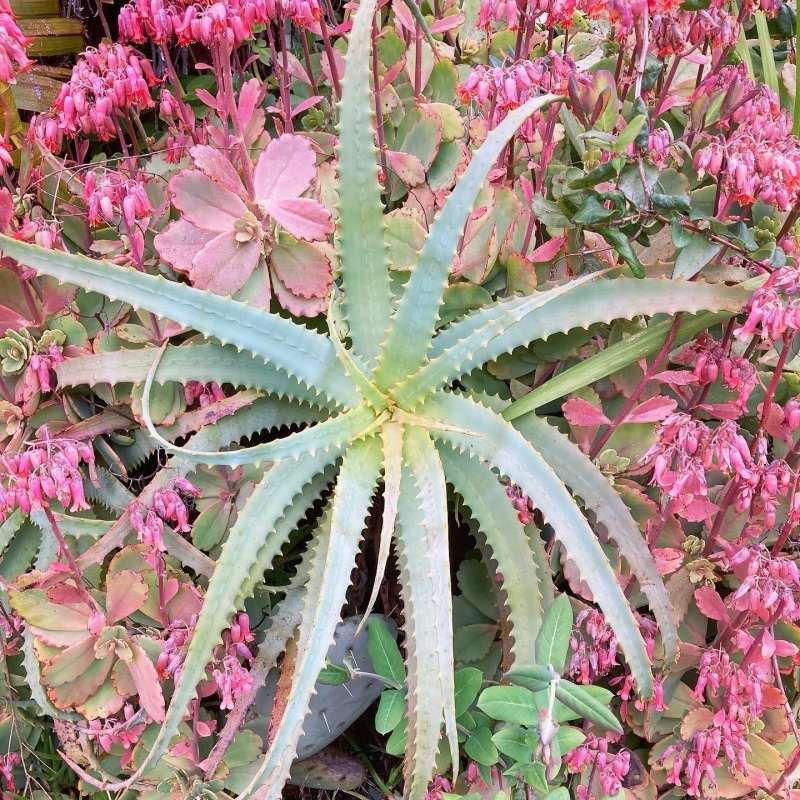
0,0,755,795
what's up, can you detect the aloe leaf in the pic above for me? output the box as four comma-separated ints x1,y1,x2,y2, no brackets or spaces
403,427,458,778
411,278,752,408
0,236,360,409
395,459,449,799
103,448,344,788
55,345,336,410
237,436,383,800
437,445,543,666
527,522,555,609
334,0,393,370
502,274,765,420
394,271,600,406
358,422,404,634
78,396,332,570
512,413,678,664
0,509,24,555
422,391,654,697
141,369,380,467
374,92,560,393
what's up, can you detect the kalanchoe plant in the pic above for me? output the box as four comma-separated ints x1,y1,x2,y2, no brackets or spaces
0,0,761,795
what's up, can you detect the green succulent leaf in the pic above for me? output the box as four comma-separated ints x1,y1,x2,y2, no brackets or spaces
368,617,405,685
534,593,573,674
553,681,622,734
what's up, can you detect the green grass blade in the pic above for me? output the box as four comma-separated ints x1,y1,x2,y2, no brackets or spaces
438,446,544,666
334,0,393,370
423,391,654,697
237,436,383,800
755,11,779,94
512,414,677,665
374,93,560,393
0,235,360,409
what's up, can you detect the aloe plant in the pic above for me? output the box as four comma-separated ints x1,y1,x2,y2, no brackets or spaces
0,0,755,794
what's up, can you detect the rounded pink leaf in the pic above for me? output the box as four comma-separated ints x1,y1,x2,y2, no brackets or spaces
694,586,729,622
264,197,334,241
386,150,426,187
189,145,247,197
106,569,149,624
562,397,611,427
190,231,261,297
271,268,329,317
127,643,166,722
170,170,246,232
254,134,317,202
625,396,678,424
271,239,333,299
41,636,98,687
154,219,216,275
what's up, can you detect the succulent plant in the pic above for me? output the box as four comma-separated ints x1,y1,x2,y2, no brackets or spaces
0,328,33,375
0,0,755,795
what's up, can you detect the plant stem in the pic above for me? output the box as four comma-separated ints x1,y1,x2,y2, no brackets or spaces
589,313,683,460
320,15,342,99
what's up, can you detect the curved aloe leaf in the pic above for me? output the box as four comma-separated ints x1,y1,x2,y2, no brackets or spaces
0,236,360,409
406,278,752,408
334,0,392,370
423,391,654,697
512,413,678,664
237,436,383,800
395,449,457,799
55,345,335,410
502,274,766,420
358,422,403,633
120,447,345,789
403,427,458,778
374,92,561,393
438,445,544,666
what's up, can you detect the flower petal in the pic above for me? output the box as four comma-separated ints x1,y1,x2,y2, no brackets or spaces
154,219,216,275
190,231,261,297
271,238,333,299
254,134,317,202
265,197,334,241
170,170,246,232
189,145,247,197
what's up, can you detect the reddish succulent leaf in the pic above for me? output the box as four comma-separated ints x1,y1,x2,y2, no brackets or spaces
154,219,216,275
563,398,611,427
9,589,91,631
254,134,316,202
237,78,262,130
190,232,262,297
41,635,98,687
528,236,565,263
29,626,89,648
49,652,114,709
678,498,720,522
47,583,87,605
386,150,426,187
680,707,715,740
111,658,137,697
266,197,334,241
698,402,743,420
652,547,684,576
625,396,678,423
75,679,127,720
428,13,464,31
694,586,729,622
166,585,203,625
652,369,698,386
271,269,329,317
0,268,36,328
106,568,149,624
127,643,166,722
170,170,246,232
271,239,333,299
190,145,246,197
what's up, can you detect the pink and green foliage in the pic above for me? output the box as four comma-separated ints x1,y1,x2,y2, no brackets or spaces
2,0,800,797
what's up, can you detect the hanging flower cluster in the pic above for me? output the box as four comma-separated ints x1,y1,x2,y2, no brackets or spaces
52,44,160,141
83,170,155,229
0,427,97,520
0,0,31,85
129,477,201,551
